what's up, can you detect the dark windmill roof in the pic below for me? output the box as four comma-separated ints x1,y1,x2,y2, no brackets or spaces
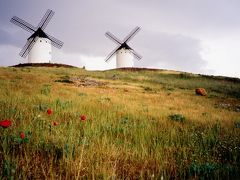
116,42,132,51
27,28,50,40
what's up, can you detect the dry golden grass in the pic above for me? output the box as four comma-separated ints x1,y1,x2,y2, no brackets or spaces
0,66,239,179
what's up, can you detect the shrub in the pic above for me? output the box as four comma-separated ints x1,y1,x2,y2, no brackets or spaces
168,114,186,122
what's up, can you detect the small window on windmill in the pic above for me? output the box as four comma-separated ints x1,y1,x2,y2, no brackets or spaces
40,40,42,42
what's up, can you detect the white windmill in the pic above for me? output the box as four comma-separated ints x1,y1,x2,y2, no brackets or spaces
10,9,63,63
105,26,142,68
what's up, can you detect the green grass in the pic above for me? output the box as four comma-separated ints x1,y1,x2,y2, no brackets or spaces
0,67,240,179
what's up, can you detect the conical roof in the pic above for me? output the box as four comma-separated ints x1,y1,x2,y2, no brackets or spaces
116,42,132,51
27,28,50,40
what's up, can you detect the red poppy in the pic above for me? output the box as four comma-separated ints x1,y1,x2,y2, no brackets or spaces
47,108,52,115
20,132,25,139
53,121,58,126
80,115,87,121
0,119,12,128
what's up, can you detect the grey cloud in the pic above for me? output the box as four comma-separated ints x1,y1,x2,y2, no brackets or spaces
134,31,207,73
0,45,22,66
0,0,239,76
0,26,28,47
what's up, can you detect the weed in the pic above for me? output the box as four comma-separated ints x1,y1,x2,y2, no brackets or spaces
35,103,49,111
168,114,186,122
54,98,73,109
143,86,153,91
99,96,111,103
78,92,87,96
41,84,51,96
234,121,240,128
1,160,16,179
189,162,218,178
14,131,31,144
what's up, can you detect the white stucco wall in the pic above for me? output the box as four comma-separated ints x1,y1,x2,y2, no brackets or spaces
28,37,52,63
116,48,134,68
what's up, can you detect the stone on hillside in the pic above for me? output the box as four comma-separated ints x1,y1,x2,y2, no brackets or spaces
195,88,207,96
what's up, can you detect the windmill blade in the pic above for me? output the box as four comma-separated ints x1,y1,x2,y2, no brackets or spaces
132,50,142,60
46,33,64,49
37,9,55,30
123,26,140,43
19,37,38,58
10,16,36,33
37,9,51,28
105,32,122,45
105,45,121,62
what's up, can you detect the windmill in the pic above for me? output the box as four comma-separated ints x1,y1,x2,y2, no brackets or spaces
10,9,63,63
105,26,142,68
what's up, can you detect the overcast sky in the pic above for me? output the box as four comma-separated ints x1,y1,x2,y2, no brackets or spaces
0,0,240,77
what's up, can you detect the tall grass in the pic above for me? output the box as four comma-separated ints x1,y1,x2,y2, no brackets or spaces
0,67,239,179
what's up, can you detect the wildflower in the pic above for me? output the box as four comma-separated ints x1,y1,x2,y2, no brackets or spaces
20,132,25,139
80,115,87,121
53,121,58,126
47,108,52,115
0,119,12,128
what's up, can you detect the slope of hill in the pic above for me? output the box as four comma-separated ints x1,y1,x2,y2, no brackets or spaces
0,66,239,179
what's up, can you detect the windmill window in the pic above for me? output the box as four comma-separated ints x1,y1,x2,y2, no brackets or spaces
40,40,42,42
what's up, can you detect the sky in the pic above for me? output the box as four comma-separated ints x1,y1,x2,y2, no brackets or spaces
0,0,240,78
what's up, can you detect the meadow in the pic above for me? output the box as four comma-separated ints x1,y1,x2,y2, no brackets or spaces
0,66,240,179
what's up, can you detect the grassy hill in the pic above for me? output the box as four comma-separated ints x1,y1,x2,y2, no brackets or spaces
0,66,240,179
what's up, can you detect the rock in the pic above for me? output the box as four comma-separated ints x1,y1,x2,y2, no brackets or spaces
195,88,207,96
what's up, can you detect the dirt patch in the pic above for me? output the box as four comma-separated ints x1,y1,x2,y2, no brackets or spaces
70,77,107,87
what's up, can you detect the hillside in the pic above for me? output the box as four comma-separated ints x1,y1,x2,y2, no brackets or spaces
0,66,240,179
